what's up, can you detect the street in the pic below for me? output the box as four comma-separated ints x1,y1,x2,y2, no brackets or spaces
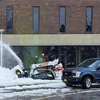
37,84,100,100
38,90,100,100
1,83,100,100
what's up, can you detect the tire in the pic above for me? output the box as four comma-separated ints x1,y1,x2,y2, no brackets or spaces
82,77,92,89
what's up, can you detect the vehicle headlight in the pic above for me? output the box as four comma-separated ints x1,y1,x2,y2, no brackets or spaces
72,71,81,77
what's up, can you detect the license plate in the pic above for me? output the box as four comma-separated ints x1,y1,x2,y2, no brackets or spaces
64,79,67,82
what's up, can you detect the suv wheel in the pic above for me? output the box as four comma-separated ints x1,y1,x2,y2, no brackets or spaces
82,77,92,89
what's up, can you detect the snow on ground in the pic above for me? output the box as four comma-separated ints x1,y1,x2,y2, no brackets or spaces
0,65,71,99
0,65,100,100
0,88,71,100
0,65,63,87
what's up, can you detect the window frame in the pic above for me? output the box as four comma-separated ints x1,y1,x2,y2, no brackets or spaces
59,6,66,33
33,6,40,34
6,6,13,34
86,6,93,33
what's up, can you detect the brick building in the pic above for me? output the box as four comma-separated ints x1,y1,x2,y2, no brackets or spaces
0,0,100,68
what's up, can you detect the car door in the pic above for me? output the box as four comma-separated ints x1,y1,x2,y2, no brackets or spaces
91,60,100,82
93,65,100,82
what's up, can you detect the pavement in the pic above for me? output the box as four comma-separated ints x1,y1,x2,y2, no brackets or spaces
37,89,100,100
1,83,100,100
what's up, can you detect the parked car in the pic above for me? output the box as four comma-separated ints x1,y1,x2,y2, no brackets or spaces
62,58,100,89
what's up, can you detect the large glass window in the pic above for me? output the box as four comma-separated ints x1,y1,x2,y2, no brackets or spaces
6,6,13,34
86,7,93,33
42,46,76,68
60,7,66,32
60,46,76,67
33,7,39,33
81,46,97,62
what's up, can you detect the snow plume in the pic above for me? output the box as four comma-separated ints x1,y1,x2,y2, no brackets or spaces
0,41,23,69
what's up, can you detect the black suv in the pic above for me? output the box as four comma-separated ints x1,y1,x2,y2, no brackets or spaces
62,58,100,89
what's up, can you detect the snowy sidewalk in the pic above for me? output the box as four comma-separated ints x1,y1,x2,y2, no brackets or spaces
0,77,64,87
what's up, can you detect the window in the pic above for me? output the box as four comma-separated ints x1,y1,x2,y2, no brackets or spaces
86,7,93,33
6,6,13,34
60,7,66,32
81,46,97,62
33,7,39,33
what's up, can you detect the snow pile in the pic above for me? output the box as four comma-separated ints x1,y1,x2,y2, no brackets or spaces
0,66,18,81
0,65,24,86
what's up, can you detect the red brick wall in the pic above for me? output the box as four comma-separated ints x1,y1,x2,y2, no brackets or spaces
0,0,100,34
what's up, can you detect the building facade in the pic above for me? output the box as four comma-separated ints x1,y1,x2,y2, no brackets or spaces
0,0,100,68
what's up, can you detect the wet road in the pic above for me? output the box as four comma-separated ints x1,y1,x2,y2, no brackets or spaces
38,91,100,100
37,84,100,100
